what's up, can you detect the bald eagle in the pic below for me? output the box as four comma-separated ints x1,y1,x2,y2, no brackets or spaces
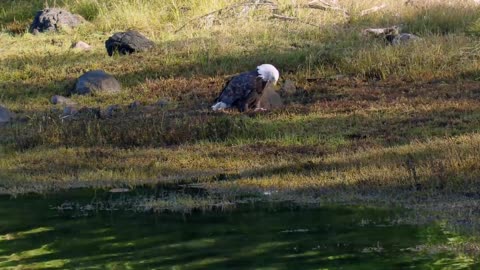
212,64,280,112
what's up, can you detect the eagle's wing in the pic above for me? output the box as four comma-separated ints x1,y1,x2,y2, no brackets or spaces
216,72,257,105
214,77,233,102
238,77,268,111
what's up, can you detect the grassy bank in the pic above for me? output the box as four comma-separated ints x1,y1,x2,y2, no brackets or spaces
2,0,480,247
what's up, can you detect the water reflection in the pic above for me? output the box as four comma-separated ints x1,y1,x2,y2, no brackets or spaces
0,189,478,269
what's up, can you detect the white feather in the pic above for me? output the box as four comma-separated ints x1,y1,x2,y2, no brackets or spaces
257,64,280,85
212,102,228,111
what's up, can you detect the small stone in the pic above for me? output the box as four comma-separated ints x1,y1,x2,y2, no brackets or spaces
155,100,169,107
78,107,101,118
71,70,121,95
61,105,79,118
280,79,296,95
0,105,13,124
71,41,92,51
51,95,76,105
142,105,158,113
102,104,122,118
128,100,142,109
105,30,155,56
391,33,420,46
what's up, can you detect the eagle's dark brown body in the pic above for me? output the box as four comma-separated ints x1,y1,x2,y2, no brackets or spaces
215,70,268,112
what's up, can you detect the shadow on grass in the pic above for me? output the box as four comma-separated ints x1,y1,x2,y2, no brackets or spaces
7,97,480,149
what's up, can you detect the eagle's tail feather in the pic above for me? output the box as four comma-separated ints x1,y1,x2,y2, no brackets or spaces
212,102,228,111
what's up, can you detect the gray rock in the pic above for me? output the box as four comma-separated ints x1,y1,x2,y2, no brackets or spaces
102,104,122,118
128,100,142,109
0,105,13,124
29,8,85,34
280,79,296,95
382,27,420,46
62,106,101,119
61,105,79,118
155,99,169,107
391,33,420,46
78,107,101,118
71,70,121,95
258,86,283,110
363,26,419,46
105,30,155,56
71,41,92,51
51,95,76,105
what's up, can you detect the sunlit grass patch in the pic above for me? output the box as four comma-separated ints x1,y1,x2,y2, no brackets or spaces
0,244,62,268
0,227,54,242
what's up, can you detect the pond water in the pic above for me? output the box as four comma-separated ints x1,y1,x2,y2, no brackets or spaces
0,189,477,269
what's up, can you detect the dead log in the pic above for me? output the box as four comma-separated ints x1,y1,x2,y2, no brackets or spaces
175,0,277,33
360,3,387,17
305,0,349,17
270,13,320,27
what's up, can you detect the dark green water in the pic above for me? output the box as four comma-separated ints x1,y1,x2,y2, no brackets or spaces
0,190,478,270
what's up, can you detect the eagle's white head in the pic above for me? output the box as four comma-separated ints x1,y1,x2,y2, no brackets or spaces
257,64,280,85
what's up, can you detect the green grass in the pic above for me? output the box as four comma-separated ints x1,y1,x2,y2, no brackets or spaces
2,0,480,247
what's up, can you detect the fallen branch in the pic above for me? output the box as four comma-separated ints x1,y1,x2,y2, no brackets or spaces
271,14,296,21
360,3,387,17
270,13,320,27
298,1,386,20
305,0,349,17
175,0,277,33
363,26,399,36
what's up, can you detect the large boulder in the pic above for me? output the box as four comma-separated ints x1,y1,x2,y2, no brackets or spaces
29,8,85,34
258,86,283,110
71,70,121,95
105,30,155,56
0,105,13,124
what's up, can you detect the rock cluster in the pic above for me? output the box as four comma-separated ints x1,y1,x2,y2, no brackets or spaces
363,26,420,46
384,27,420,46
